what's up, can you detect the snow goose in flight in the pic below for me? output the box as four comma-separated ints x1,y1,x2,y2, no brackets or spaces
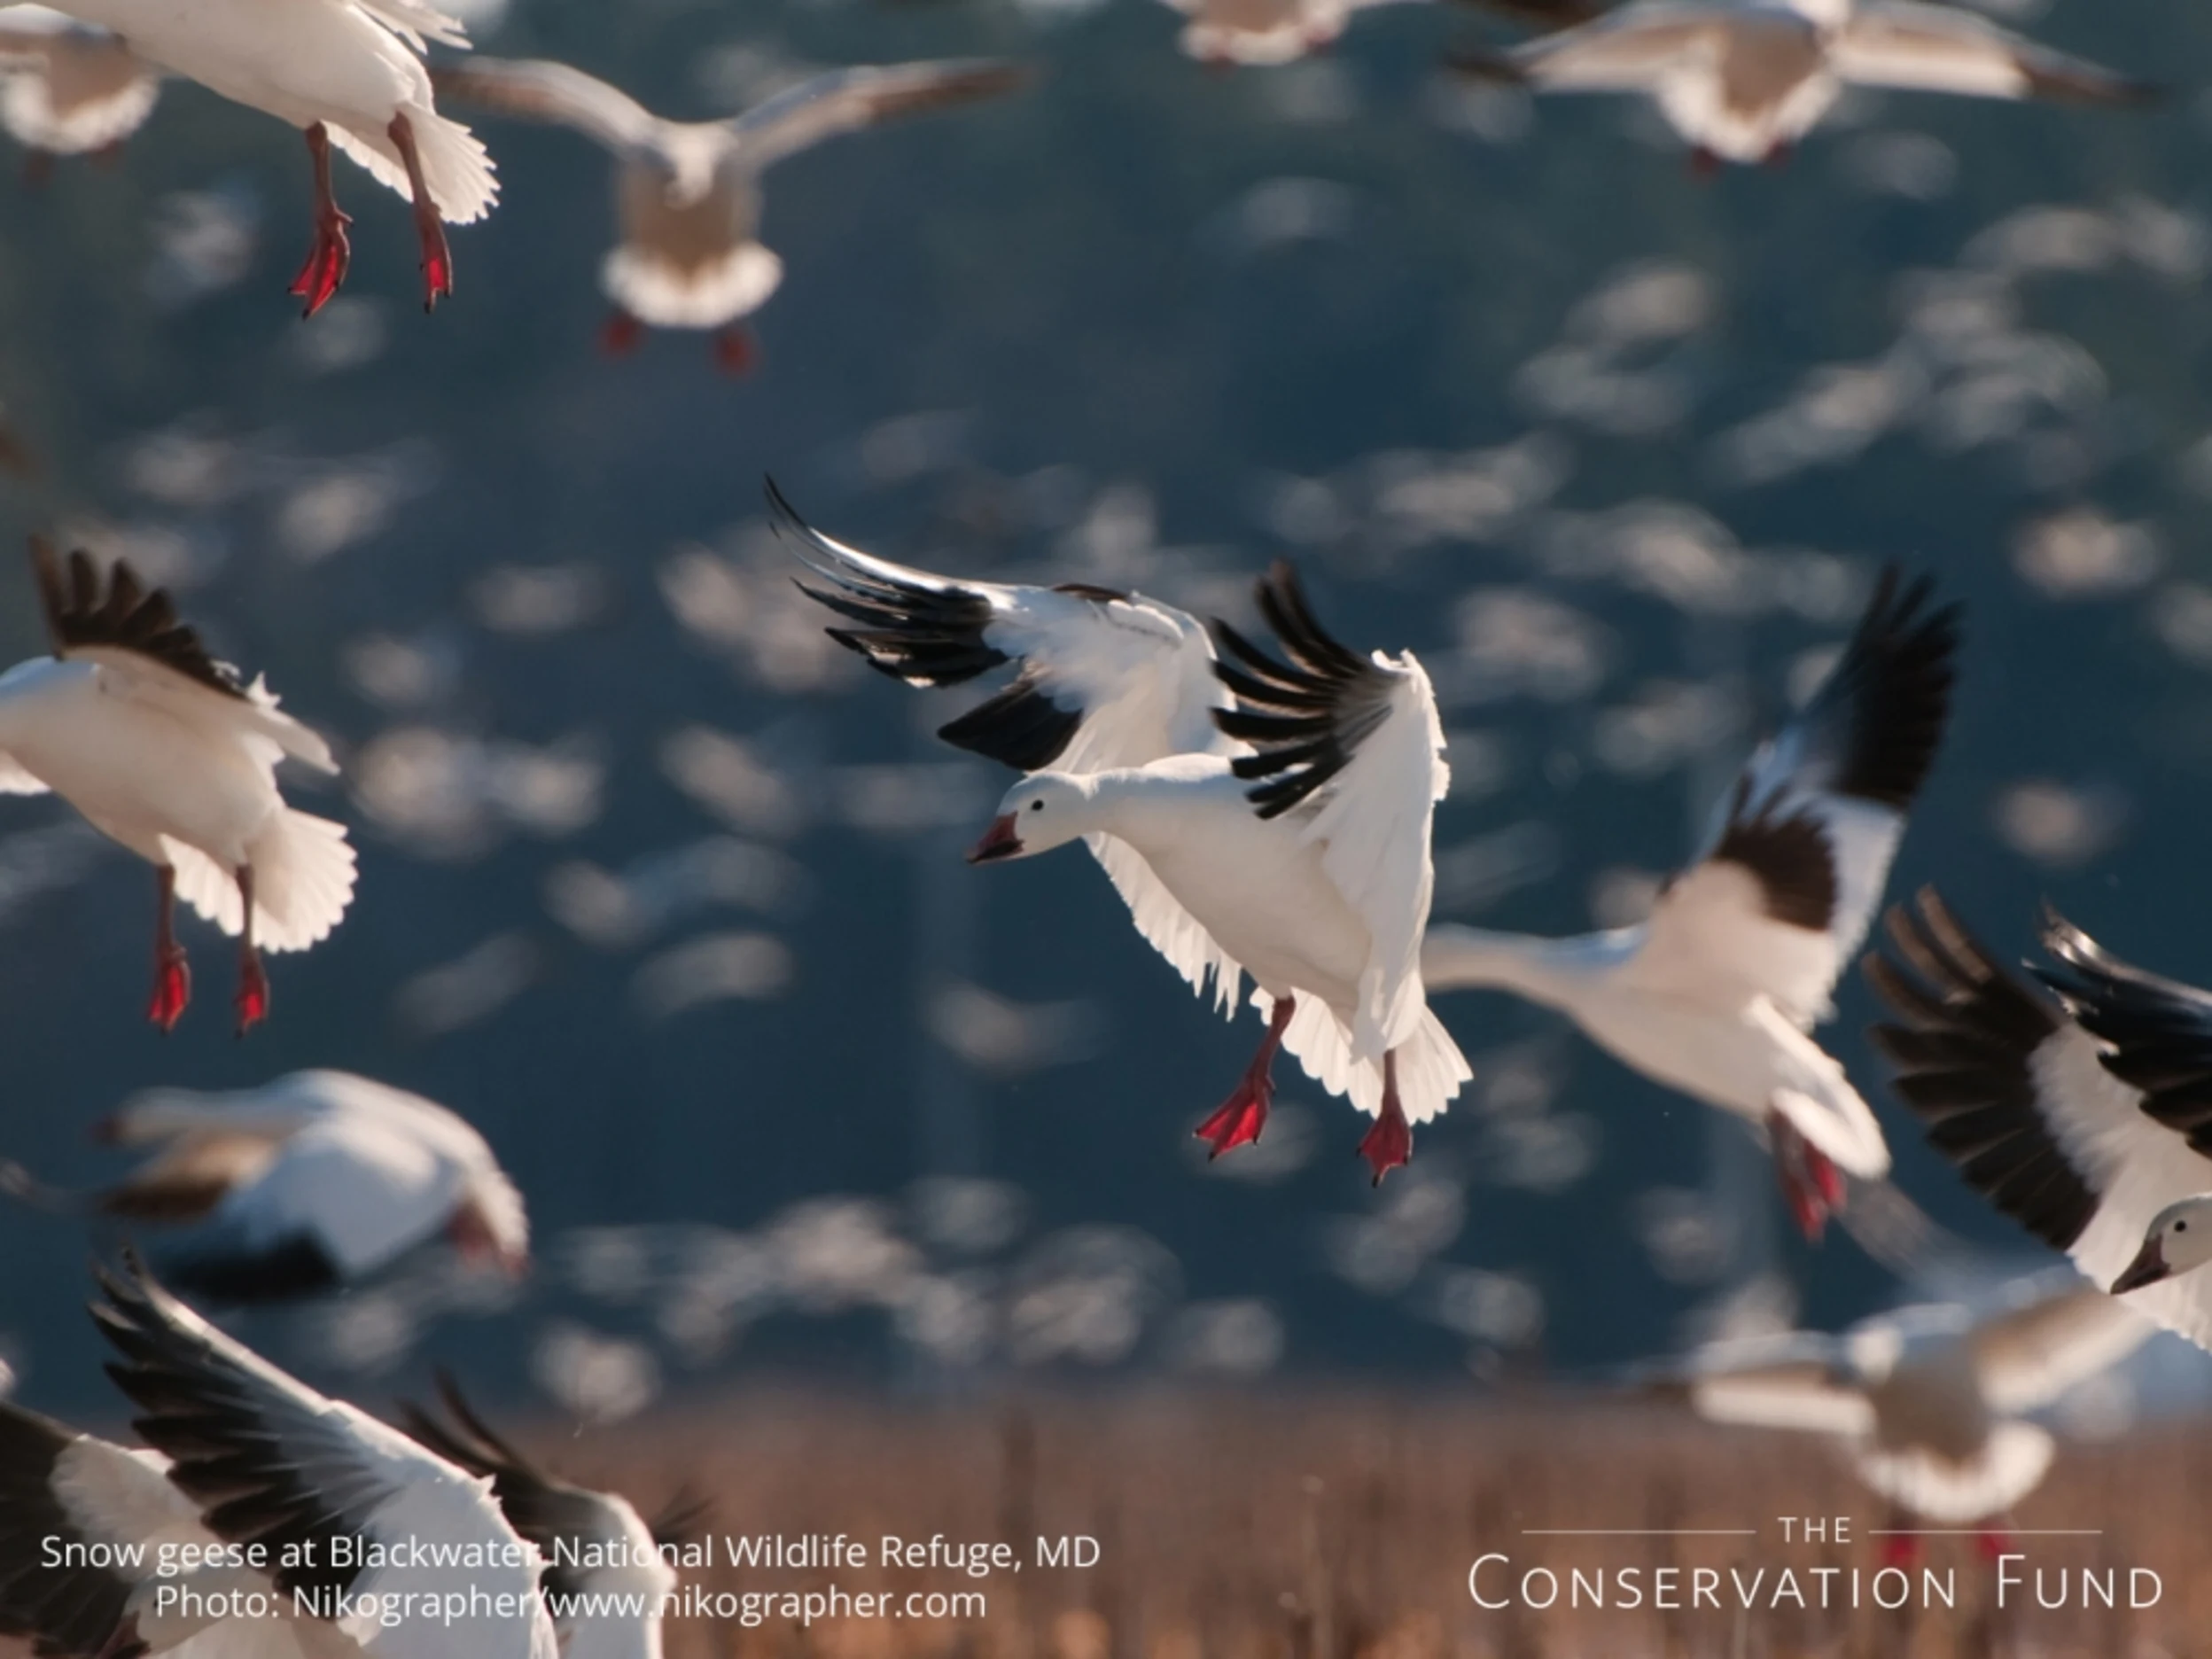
36,0,495,313
0,541,355,1032
4,1069,528,1301
401,1374,689,1659
0,7,160,179
91,1255,561,1657
1680,1281,2150,1560
778,484,1466,1180
431,56,1027,371
1870,892,2212,1355
1421,567,1959,1238
1453,0,2154,170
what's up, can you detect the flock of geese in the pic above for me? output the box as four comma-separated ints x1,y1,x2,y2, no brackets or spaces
0,0,2197,1652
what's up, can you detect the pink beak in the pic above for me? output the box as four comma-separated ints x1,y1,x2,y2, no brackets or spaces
967,813,1024,865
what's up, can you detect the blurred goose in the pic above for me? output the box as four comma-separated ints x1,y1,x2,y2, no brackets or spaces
0,1394,336,1656
402,1375,689,1659
1871,892,2212,1355
0,542,355,1032
1164,0,1594,67
1422,569,1959,1238
781,484,1465,1181
5,1069,528,1300
0,6,160,177
1683,1282,2151,1559
432,56,1026,371
38,0,495,313
95,1256,561,1657
1456,0,2154,169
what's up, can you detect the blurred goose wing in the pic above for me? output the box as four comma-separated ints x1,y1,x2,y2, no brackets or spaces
1831,3,2157,105
726,58,1028,173
429,56,662,153
1966,1283,2154,1415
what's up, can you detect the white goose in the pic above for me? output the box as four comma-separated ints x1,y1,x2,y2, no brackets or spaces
1421,567,1959,1237
0,1257,563,1657
1681,1281,2151,1558
0,6,160,175
1456,0,2154,169
0,541,356,1032
431,56,1026,370
37,0,495,313
401,1375,688,1659
1871,892,2212,1356
778,483,1466,1181
5,1069,528,1301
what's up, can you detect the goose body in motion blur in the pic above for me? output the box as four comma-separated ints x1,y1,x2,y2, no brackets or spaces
1164,0,1594,69
0,6,160,176
5,1069,528,1301
1871,892,2212,1356
1456,0,2154,169
0,1258,561,1657
1682,1281,2151,1559
0,542,356,1033
1421,569,1959,1238
432,55,1027,371
35,0,495,313
779,484,1466,1180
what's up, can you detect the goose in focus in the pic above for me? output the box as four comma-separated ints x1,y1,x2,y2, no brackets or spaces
1453,0,2154,170
4,1069,528,1300
431,56,1027,371
92,1255,561,1657
1421,567,1959,1238
0,1392,337,1656
0,6,160,178
0,541,355,1033
1870,891,2212,1356
1679,1281,2151,1560
35,0,496,314
401,1374,690,1659
779,483,1466,1181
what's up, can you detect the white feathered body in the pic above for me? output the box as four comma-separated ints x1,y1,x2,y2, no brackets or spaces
607,143,778,328
0,655,355,952
1094,757,1467,1125
41,0,495,219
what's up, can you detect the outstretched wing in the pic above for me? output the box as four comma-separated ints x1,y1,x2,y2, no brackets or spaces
728,59,1029,174
1833,3,2157,105
92,1257,558,1655
1965,1283,2154,1415
429,57,662,154
31,540,336,772
0,1403,168,1658
1688,1359,1876,1438
776,481,1242,1009
775,480,1225,773
1867,892,2212,1352
1212,562,1450,1059
1465,4,1733,90
1624,566,1959,1026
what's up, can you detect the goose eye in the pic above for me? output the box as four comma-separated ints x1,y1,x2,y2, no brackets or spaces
2177,1220,2189,1233
1029,800,1043,812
